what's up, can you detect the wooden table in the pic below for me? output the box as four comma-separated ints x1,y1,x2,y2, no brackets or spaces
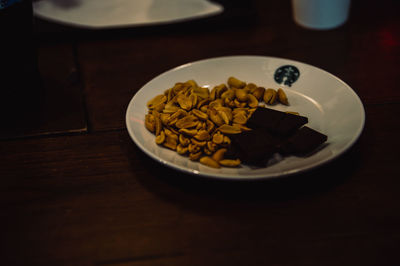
1,0,399,265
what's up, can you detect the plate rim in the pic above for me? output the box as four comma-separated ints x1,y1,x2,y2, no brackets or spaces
33,0,224,29
125,55,366,180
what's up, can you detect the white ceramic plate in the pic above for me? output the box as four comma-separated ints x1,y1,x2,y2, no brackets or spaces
33,0,223,29
125,56,365,180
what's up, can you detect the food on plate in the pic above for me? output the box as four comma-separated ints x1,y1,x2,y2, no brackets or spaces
144,77,327,168
228,107,327,166
280,126,328,156
246,107,308,136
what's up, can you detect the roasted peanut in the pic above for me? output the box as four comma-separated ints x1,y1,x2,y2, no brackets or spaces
189,151,202,161
164,100,180,113
277,88,289,105
247,94,258,108
209,86,217,101
191,138,207,147
221,89,235,100
185,79,198,88
233,112,247,125
232,108,248,116
195,121,203,130
168,127,180,135
215,106,232,119
155,130,166,144
193,86,209,99
245,83,258,93
147,94,167,110
263,88,277,105
194,129,211,141
172,82,185,94
215,84,228,98
188,143,201,154
203,147,213,155
212,148,227,162
166,88,174,102
160,113,171,126
234,99,247,108
192,109,208,120
199,156,220,168
212,131,224,144
155,115,162,136
209,108,224,126
233,123,252,131
219,159,241,167
197,98,209,109
164,128,178,142
163,136,178,150
175,115,198,129
206,119,215,133
145,114,155,133
200,105,208,113
217,124,242,134
207,141,218,152
217,109,230,124
179,128,198,136
225,98,236,108
227,77,246,88
252,87,265,100
190,94,198,108
179,134,191,146
176,94,193,110
209,98,224,109
235,89,248,102
168,109,187,123
176,144,188,155
222,135,231,146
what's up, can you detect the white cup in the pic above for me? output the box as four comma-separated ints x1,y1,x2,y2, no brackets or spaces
292,0,351,30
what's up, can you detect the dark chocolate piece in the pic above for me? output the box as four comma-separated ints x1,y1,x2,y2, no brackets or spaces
280,126,327,156
247,107,285,132
275,113,308,136
233,107,326,165
247,107,308,136
230,130,279,166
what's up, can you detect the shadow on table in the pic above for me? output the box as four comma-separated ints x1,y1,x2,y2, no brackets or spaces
129,139,362,205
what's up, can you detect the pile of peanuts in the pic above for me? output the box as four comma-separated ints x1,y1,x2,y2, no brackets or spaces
144,77,289,168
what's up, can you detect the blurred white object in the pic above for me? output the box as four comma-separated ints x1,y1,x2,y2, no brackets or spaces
33,0,223,29
292,0,351,30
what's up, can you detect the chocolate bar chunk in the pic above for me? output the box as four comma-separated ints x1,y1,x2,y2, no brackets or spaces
280,126,327,156
275,113,308,136
247,107,285,132
230,130,279,166
247,107,308,135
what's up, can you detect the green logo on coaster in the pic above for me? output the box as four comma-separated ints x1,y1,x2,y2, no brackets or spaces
274,65,300,87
